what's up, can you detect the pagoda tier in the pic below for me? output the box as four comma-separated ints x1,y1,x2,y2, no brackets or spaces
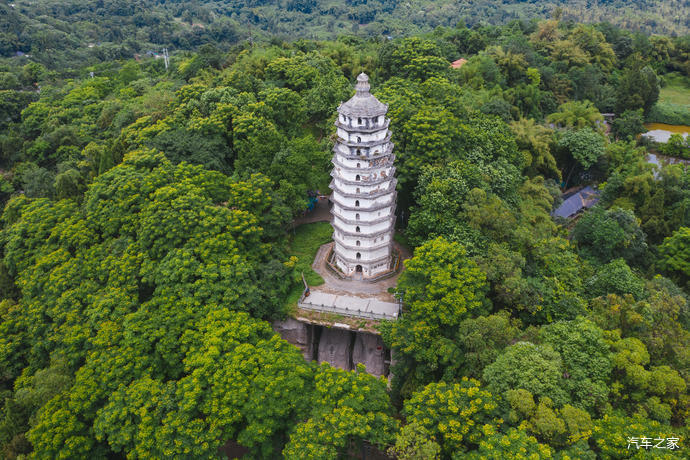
329,73,397,278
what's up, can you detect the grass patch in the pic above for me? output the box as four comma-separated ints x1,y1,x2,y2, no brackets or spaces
649,73,690,125
284,221,333,310
289,221,332,285
660,72,690,106
647,102,690,125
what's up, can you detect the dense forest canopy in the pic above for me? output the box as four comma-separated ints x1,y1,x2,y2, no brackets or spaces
1,0,689,72
0,3,690,459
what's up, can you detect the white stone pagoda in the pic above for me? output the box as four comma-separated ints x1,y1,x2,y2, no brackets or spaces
330,73,396,278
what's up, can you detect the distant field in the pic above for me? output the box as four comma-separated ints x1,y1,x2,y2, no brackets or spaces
648,73,690,125
660,73,690,106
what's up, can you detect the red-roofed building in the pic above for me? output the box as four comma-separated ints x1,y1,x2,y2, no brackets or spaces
451,58,467,69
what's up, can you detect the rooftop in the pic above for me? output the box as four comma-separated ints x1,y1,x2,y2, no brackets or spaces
451,58,467,69
552,186,600,218
338,73,388,117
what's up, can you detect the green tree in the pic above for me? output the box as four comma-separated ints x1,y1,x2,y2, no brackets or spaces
591,413,687,459
503,390,594,449
611,109,646,141
484,342,569,407
233,112,283,175
659,134,690,159
388,37,449,82
586,259,646,300
403,379,500,456
557,128,606,184
539,319,612,412
282,364,398,460
588,278,690,394
658,227,690,288
395,236,489,328
601,163,690,244
569,24,617,71
486,46,529,86
382,237,490,397
572,206,648,265
269,136,331,215
398,107,461,192
465,427,553,459
388,422,441,460
54,168,86,200
455,312,522,380
258,87,307,134
510,118,560,180
616,64,660,115
2,148,304,457
606,331,686,424
547,101,604,131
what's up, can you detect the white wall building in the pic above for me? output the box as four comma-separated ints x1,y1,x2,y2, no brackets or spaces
330,73,396,278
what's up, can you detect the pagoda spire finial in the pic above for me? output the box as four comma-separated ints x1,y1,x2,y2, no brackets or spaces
355,72,370,95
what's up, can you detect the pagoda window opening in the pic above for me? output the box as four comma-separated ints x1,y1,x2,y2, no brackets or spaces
355,175,360,181
356,252,361,260
356,188,360,193
356,149,361,155
356,241,360,246
356,213,360,220
355,200,360,207
357,162,361,168
356,226,360,233
358,117,362,124
357,136,361,142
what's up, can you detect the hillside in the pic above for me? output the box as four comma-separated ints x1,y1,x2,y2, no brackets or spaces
1,0,688,71
1,7,689,460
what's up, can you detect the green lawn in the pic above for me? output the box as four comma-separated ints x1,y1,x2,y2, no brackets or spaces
660,73,690,106
284,221,333,309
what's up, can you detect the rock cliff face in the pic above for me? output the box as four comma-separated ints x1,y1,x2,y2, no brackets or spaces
272,318,313,360
352,332,386,375
317,327,353,370
273,320,389,377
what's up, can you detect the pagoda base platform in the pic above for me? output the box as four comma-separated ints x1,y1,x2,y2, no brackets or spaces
327,245,402,283
296,241,406,318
